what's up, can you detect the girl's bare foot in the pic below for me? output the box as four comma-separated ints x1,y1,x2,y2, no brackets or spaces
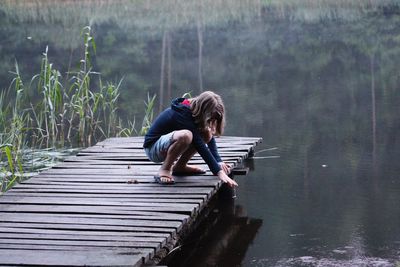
155,169,174,184
172,165,206,175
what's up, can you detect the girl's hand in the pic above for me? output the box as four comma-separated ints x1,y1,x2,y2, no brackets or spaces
219,162,232,174
218,170,238,187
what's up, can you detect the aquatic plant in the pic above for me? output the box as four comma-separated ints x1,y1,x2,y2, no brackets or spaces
33,46,63,144
0,145,23,192
140,93,157,135
99,79,123,138
7,63,30,151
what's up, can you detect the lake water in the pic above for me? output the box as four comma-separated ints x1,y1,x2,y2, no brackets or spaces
1,1,400,266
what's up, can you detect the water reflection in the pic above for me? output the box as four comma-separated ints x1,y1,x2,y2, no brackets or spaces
165,192,262,267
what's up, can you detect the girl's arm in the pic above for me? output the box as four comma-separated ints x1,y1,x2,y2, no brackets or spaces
207,137,222,162
208,137,231,174
192,130,237,187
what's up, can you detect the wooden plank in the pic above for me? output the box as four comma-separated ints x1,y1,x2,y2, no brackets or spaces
0,232,165,245
11,181,215,189
0,222,176,233
39,168,220,175
0,214,183,229
0,199,200,214
64,157,241,164
0,238,160,249
30,174,223,180
0,212,186,223
0,197,206,206
9,184,216,194
0,227,171,238
96,136,261,143
18,180,220,187
76,151,248,157
0,191,217,203
81,146,251,153
3,192,207,200
0,245,149,253
51,163,234,170
0,205,190,220
0,196,204,205
0,205,199,218
0,249,150,267
17,178,219,186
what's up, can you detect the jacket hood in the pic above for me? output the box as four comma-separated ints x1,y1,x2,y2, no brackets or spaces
171,98,191,114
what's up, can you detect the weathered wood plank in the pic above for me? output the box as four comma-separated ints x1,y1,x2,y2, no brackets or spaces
0,197,199,211
0,205,190,220
76,151,248,158
0,227,171,238
0,196,204,205
51,163,236,170
9,184,216,194
0,213,183,229
0,238,160,249
81,146,251,154
29,174,222,181
64,157,242,164
96,136,261,144
0,249,150,267
40,168,220,175
20,180,220,187
3,192,207,200
0,222,177,233
7,188,214,197
0,233,163,244
0,212,186,223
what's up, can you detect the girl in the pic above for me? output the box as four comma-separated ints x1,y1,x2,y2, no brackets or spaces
143,91,237,187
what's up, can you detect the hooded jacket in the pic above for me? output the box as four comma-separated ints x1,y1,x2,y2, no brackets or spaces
143,98,222,174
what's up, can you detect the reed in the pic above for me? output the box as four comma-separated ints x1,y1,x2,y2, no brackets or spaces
140,93,157,136
65,26,105,146
32,46,63,144
98,79,123,138
0,90,10,144
0,145,23,192
117,118,137,137
0,64,30,192
8,63,30,152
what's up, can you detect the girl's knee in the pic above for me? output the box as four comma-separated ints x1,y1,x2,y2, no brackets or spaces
175,130,193,145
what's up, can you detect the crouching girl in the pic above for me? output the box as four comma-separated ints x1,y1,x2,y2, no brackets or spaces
143,91,237,187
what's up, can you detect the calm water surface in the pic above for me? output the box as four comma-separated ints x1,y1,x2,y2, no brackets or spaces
1,1,400,266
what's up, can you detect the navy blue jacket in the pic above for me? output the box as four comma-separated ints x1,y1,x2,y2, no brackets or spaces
143,98,222,174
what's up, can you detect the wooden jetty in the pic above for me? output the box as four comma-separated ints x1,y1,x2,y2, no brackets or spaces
0,136,261,266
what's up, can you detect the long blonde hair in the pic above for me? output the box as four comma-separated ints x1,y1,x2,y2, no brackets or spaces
190,91,225,136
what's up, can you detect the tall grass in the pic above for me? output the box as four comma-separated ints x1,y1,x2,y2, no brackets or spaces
0,66,29,193
140,93,157,136
32,46,63,144
0,145,23,192
0,26,156,192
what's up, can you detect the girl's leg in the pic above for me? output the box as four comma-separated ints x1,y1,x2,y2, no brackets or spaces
172,127,213,173
158,130,193,182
